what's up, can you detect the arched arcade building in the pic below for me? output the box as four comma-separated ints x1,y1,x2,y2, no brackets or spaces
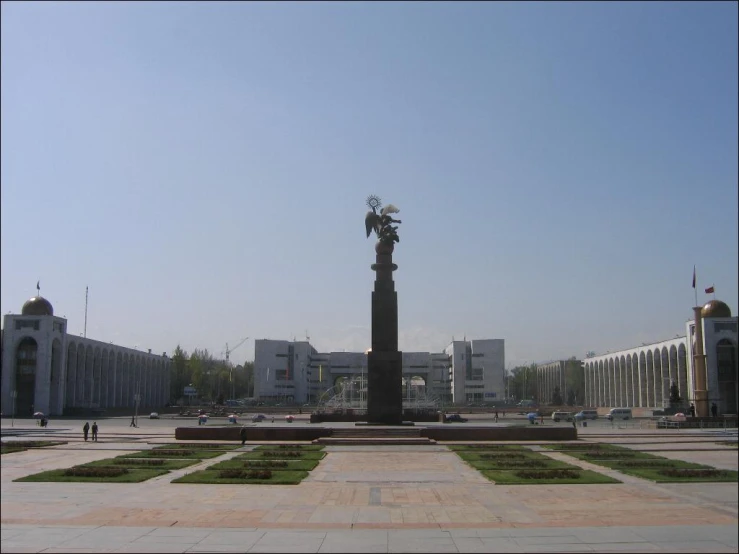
1,295,171,417
582,300,737,415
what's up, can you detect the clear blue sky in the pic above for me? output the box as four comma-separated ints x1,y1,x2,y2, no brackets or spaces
2,1,737,367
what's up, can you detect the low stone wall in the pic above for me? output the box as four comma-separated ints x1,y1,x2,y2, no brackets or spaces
175,426,326,442
175,425,577,442
421,426,577,441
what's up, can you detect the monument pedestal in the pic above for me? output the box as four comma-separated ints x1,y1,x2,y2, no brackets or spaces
366,238,404,425
367,350,403,425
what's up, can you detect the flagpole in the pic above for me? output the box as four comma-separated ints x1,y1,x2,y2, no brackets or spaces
84,286,89,338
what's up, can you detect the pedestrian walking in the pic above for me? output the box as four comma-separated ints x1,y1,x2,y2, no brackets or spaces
91,422,98,442
494,410,499,422
711,402,718,418
130,415,136,427
239,426,247,445
83,422,90,442
271,416,275,423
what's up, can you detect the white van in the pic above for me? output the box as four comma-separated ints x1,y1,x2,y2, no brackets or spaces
579,410,598,420
551,411,574,422
605,408,632,421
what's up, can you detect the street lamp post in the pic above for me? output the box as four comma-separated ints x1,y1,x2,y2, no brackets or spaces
11,390,17,427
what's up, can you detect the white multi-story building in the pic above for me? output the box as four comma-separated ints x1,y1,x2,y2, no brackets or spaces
582,299,737,414
254,338,505,405
1,295,171,417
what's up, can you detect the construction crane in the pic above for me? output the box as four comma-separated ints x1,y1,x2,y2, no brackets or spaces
223,336,249,401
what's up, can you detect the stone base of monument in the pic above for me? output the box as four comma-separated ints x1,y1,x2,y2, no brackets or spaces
355,421,416,426
175,425,578,442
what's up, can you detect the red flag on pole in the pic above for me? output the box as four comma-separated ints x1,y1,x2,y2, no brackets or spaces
705,286,714,294
692,266,696,289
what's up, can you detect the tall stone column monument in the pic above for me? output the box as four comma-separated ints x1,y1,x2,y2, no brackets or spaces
364,195,403,425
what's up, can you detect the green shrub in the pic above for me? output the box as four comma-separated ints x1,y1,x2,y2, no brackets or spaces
244,460,288,468
219,469,272,479
152,449,195,456
514,469,580,479
658,468,728,478
261,451,302,458
583,451,636,458
114,459,164,466
479,452,529,460
64,467,129,478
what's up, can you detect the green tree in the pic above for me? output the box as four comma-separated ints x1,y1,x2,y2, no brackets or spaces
566,387,576,406
564,357,584,406
669,381,681,405
552,386,564,405
170,345,189,403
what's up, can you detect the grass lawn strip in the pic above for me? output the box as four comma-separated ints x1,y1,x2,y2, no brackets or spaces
615,467,738,483
172,469,308,485
1,441,67,455
252,444,324,451
481,468,621,485
15,467,168,483
447,444,525,451
119,448,226,459
236,451,326,461
79,457,201,470
206,458,320,471
152,443,240,451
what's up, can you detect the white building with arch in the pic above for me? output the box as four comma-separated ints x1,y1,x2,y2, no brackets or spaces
1,295,171,417
583,300,737,414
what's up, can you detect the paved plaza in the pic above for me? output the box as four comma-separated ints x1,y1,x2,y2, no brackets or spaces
1,416,737,552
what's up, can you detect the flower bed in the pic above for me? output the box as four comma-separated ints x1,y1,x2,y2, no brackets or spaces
80,457,200,471
480,468,621,485
514,469,581,479
616,467,739,483
120,449,225,459
15,468,168,483
172,469,308,485
219,469,272,479
207,458,320,471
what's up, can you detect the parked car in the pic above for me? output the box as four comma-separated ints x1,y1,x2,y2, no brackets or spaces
251,414,267,422
149,412,159,419
444,413,468,423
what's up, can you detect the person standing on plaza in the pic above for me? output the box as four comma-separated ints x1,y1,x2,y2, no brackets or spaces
239,425,247,445
91,422,98,442
711,403,718,418
689,403,696,418
494,410,499,422
83,422,90,441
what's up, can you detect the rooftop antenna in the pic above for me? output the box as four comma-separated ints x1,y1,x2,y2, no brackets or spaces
84,286,89,338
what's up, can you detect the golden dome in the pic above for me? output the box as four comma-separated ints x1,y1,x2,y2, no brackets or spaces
21,296,54,316
701,299,732,319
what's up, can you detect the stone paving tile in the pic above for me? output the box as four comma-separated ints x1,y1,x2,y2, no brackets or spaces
452,537,525,553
